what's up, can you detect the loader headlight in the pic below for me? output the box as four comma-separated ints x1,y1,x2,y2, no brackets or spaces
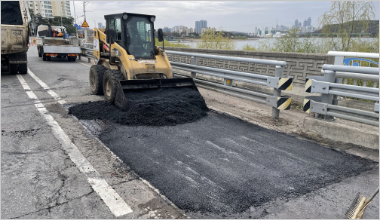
122,13,128,20
150,17,155,22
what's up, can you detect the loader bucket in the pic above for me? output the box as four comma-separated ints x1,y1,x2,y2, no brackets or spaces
114,78,199,111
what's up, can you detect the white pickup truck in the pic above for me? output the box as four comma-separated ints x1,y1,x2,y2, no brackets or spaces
36,25,81,62
1,1,30,74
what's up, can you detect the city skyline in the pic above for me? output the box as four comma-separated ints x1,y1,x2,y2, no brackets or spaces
71,1,379,32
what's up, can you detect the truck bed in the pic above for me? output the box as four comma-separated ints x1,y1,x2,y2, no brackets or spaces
43,45,81,54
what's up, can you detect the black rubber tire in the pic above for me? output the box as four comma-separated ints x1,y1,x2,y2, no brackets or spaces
71,58,76,62
19,63,27,74
43,53,47,61
9,64,18,74
89,65,107,95
47,56,51,61
67,57,72,61
103,69,125,103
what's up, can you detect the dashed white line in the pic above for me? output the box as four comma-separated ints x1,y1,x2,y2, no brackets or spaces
16,72,133,217
28,69,66,105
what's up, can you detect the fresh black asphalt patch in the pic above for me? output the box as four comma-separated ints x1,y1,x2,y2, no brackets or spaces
71,104,376,216
68,87,208,126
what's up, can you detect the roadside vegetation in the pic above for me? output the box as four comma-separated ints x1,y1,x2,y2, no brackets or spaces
196,29,236,50
155,38,190,48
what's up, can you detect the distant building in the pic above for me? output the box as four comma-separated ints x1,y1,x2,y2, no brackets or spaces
308,17,312,26
295,19,298,28
195,21,200,33
195,20,207,33
163,27,170,33
27,1,71,18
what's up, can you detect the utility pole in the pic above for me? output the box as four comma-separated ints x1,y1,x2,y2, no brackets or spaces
73,1,77,37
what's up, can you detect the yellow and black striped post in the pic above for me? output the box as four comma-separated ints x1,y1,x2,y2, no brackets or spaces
305,78,312,93
278,77,293,91
277,97,292,110
303,98,311,113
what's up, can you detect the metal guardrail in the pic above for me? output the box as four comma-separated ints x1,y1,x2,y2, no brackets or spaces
166,50,293,119
80,43,93,63
328,51,379,88
303,64,379,126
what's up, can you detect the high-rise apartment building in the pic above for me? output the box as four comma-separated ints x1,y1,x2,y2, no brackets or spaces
27,1,72,18
194,21,200,34
294,19,298,28
195,20,207,33
308,17,311,26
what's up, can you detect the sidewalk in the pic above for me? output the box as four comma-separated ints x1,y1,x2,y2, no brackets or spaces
198,87,379,161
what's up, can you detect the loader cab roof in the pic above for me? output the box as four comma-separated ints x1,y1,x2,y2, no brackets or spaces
104,12,156,20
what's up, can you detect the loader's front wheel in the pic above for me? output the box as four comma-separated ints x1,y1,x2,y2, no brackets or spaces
103,69,124,104
89,65,107,95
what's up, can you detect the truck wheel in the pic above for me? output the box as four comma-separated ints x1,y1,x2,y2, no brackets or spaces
43,54,47,61
103,69,124,104
89,65,107,95
19,64,27,74
9,64,18,74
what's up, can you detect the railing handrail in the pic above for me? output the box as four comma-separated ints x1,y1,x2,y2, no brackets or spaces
166,50,287,67
327,51,379,59
322,64,379,75
335,71,379,81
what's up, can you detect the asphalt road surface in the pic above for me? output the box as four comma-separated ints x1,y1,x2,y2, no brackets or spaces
1,46,379,219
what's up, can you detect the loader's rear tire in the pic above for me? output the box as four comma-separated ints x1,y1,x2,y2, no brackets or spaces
89,65,107,95
103,69,124,104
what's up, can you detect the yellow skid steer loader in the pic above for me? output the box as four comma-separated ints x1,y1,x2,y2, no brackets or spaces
90,12,199,111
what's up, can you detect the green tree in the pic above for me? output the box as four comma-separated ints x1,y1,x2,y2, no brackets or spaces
197,29,236,50
49,16,76,34
318,1,376,51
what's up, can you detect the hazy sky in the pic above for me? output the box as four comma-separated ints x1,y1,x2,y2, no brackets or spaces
71,1,380,32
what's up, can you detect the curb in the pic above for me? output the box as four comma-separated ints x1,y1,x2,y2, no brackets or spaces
302,116,379,150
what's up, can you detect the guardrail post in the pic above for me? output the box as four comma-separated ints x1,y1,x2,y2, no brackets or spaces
191,56,197,78
78,55,81,60
88,57,91,63
272,65,283,119
319,69,336,120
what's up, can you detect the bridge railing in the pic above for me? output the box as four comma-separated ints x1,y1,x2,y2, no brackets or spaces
327,51,379,88
303,64,379,126
165,50,293,119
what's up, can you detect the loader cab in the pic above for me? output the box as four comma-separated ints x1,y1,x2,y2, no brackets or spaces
104,13,156,60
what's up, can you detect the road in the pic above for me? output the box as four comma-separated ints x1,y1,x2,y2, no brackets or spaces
1,46,379,219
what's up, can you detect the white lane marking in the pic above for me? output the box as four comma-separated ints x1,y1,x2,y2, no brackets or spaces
79,62,92,67
27,66,185,216
16,73,133,217
28,69,66,105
